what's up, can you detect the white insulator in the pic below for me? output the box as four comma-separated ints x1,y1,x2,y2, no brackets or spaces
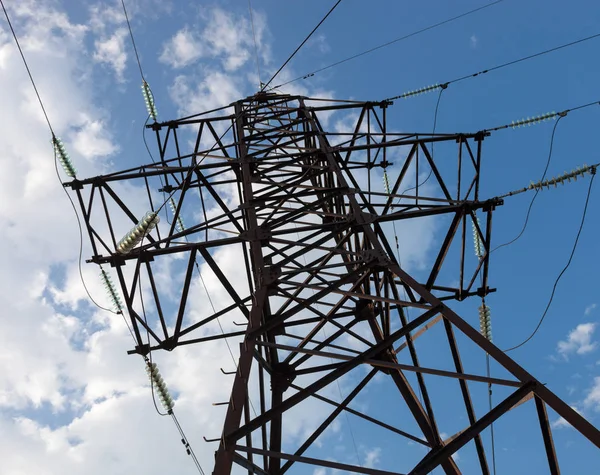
141,80,158,121
383,171,391,195
169,198,186,233
478,304,492,341
472,216,484,259
145,360,175,411
116,212,160,254
100,268,123,313
52,137,77,178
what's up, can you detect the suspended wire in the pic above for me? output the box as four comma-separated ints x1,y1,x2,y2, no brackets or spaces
492,116,563,253
52,146,120,316
138,274,206,474
385,31,600,102
446,31,600,87
2,1,119,316
270,0,504,91
172,411,206,475
261,0,343,90
120,0,145,81
0,0,54,136
248,0,262,87
504,171,596,352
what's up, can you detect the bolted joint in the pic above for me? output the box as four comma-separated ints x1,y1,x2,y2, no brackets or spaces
359,248,390,268
371,348,397,375
355,299,375,321
270,362,295,393
133,343,151,356
482,197,504,212
162,337,177,351
261,264,281,286
239,226,272,242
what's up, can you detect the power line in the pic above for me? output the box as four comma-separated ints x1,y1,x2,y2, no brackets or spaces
120,0,145,81
52,146,120,316
504,170,596,352
261,0,343,91
270,0,504,91
139,274,206,474
0,0,54,136
385,31,600,102
2,0,120,316
248,0,262,87
492,116,563,253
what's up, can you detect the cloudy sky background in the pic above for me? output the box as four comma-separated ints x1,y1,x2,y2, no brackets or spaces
1,0,600,473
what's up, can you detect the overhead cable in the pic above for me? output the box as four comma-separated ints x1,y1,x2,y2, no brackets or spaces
270,0,504,91
261,0,343,90
385,31,600,102
503,170,596,352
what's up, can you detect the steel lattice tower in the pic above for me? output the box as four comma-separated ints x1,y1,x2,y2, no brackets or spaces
68,93,600,474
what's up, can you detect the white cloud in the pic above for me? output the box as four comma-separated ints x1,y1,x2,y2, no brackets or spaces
585,303,597,316
169,70,242,117
584,377,600,411
87,3,129,82
160,7,269,73
470,35,478,48
93,28,128,81
364,446,381,468
557,323,598,358
159,29,204,68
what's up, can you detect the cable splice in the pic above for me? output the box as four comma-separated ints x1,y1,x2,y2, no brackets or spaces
116,211,160,254
145,361,175,412
52,137,76,178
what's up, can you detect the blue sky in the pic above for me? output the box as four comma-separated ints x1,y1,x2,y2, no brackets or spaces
1,0,600,473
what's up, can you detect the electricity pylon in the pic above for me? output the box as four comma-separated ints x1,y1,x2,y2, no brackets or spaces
67,92,600,474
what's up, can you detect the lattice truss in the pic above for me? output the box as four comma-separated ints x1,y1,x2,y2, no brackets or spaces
67,93,600,474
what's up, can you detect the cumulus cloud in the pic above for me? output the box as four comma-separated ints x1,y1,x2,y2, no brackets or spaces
557,323,598,358
160,7,268,72
584,377,600,411
159,28,204,68
92,28,128,81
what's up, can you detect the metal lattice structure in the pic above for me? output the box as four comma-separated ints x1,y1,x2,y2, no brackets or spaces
67,93,600,474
